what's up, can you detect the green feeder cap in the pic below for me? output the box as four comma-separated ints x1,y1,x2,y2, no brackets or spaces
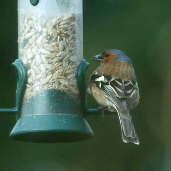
10,114,93,143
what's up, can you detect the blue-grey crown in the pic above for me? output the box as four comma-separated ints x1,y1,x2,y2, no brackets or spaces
109,49,132,64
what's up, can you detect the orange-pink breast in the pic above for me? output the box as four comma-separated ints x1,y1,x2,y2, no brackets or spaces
96,61,136,80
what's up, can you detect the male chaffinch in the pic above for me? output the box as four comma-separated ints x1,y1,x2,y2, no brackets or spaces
89,49,140,145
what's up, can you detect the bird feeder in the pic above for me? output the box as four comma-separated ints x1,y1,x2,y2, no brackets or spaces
0,0,94,142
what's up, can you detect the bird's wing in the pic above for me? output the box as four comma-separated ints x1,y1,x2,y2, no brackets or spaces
102,83,128,116
91,73,137,98
91,73,139,110
126,81,140,109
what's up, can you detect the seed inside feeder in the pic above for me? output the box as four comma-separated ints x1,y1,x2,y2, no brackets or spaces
19,13,82,100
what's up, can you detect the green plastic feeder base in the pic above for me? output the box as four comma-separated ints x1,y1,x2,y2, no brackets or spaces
10,114,94,143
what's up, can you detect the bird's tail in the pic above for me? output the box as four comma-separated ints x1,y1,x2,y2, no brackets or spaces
117,111,140,145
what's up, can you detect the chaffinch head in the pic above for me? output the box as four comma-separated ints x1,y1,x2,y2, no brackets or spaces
90,49,140,145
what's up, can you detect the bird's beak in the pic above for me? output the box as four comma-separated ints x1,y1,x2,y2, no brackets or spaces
92,54,103,62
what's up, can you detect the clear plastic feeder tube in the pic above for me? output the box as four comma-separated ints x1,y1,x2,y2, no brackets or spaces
18,0,83,101
9,0,94,143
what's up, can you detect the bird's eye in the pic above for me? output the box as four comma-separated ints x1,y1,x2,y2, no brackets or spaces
105,54,110,57
102,51,110,57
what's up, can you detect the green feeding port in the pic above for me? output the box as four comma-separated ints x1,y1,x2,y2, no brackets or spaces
0,0,95,143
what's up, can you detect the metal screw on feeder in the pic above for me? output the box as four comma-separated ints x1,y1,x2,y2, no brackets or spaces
0,0,94,143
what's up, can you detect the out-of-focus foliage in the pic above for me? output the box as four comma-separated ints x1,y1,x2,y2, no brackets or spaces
0,0,171,170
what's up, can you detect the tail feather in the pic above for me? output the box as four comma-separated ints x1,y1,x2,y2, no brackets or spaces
118,111,140,145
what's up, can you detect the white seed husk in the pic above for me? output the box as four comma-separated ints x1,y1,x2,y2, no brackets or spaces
19,13,82,100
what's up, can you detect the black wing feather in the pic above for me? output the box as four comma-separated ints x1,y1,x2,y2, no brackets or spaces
91,73,137,99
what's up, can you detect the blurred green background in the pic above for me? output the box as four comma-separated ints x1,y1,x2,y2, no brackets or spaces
1,0,171,170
